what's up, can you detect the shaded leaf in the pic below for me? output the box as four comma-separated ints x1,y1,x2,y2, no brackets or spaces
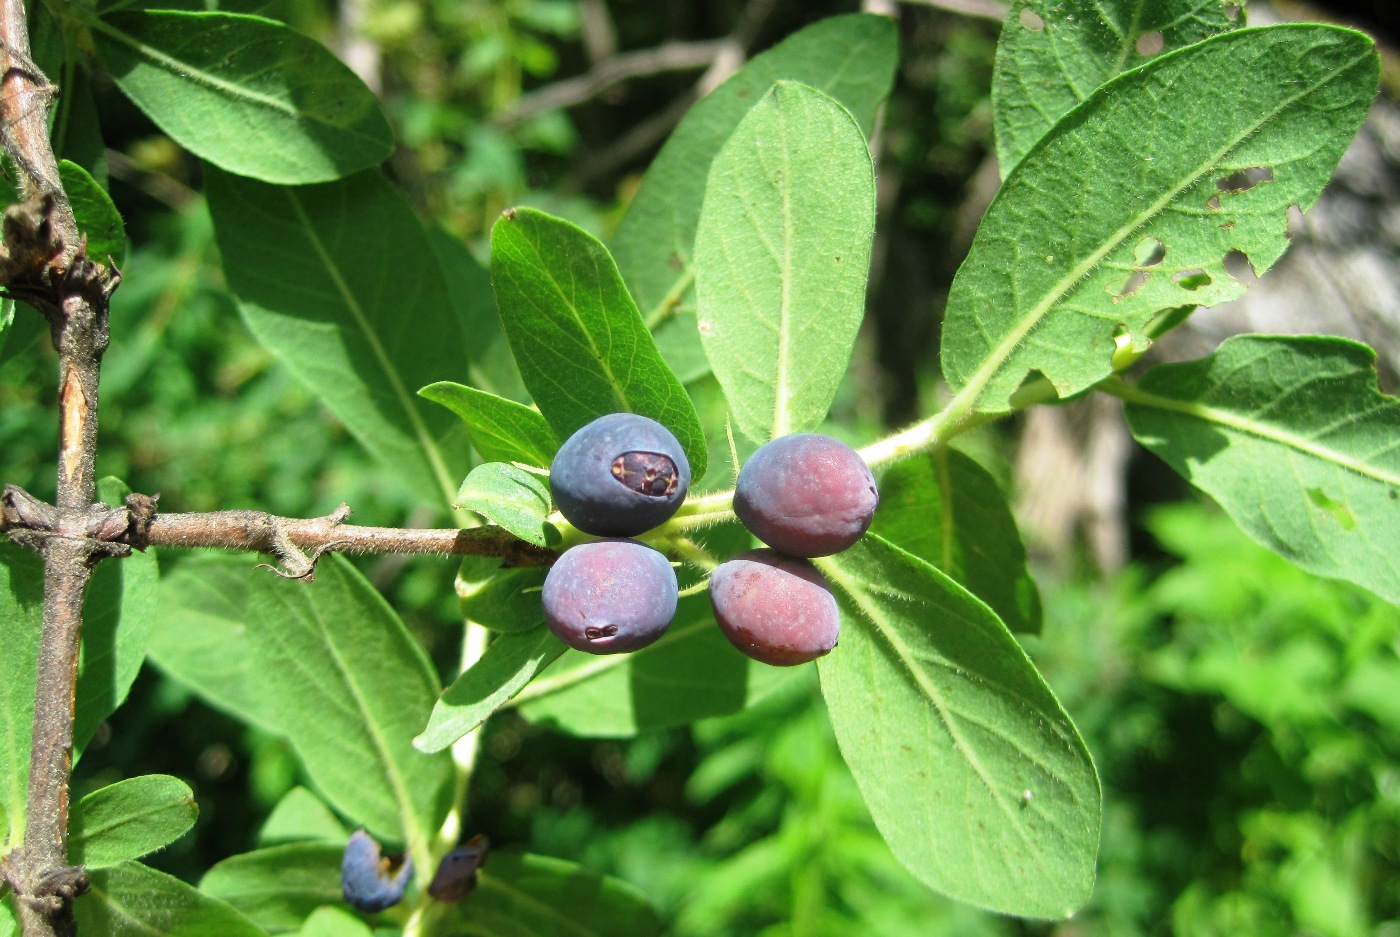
61,160,125,268
817,535,1100,917
456,557,548,634
258,787,348,847
454,462,558,548
200,843,343,933
206,166,467,505
75,861,267,936
92,10,392,183
419,382,559,468
70,775,198,870
871,449,1041,634
694,81,875,443
1121,335,1400,607
491,207,707,479
297,906,372,937
415,629,566,752
0,543,44,845
993,0,1241,175
426,226,527,401
942,25,1378,413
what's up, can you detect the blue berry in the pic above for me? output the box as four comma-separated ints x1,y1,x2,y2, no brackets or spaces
550,413,691,536
543,539,677,653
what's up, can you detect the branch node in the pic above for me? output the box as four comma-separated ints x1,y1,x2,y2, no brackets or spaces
2,483,57,530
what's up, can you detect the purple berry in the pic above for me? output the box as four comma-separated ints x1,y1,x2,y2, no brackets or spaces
709,549,840,666
734,434,877,557
543,539,677,654
550,413,691,536
428,834,489,902
341,829,414,913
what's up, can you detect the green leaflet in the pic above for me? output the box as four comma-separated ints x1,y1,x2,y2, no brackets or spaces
61,161,125,268
817,535,1100,917
0,544,43,845
456,557,548,634
206,166,467,507
75,861,267,936
490,207,707,479
993,0,1241,175
942,25,1378,413
612,14,896,381
1120,335,1400,607
454,462,559,548
297,906,372,937
257,787,347,847
871,448,1042,634
91,10,392,184
419,382,559,468
694,81,875,443
199,842,343,933
70,775,198,870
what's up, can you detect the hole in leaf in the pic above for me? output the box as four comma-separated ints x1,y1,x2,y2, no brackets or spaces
1114,270,1149,299
1207,195,1222,211
1174,269,1212,291
1307,488,1357,530
1222,249,1259,285
1217,166,1274,193
1287,204,1307,238
1135,31,1164,55
1224,3,1242,21
1134,237,1167,267
1019,7,1045,30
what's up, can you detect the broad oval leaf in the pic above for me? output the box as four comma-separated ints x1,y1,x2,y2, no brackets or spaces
993,0,1242,175
75,861,267,936
490,207,707,479
1121,335,1400,607
419,382,559,468
942,25,1379,413
694,81,875,443
206,166,468,507
817,535,1100,917
612,14,897,380
872,448,1041,634
91,10,392,184
243,555,454,858
70,775,198,870
200,842,343,933
454,462,558,548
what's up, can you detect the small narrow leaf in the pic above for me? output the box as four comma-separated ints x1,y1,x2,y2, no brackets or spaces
91,10,392,183
872,448,1042,634
942,25,1379,413
993,0,1241,175
420,382,559,468
694,81,875,443
1121,335,1400,607
415,629,566,753
0,544,45,844
70,775,198,870
490,207,707,479
257,787,348,847
75,861,267,936
200,843,343,933
817,535,1100,917
454,462,558,547
61,160,125,267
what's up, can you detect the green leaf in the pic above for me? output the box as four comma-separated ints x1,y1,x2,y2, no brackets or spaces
91,10,392,184
454,462,559,548
694,80,874,443
257,787,348,847
941,25,1378,413
0,299,13,359
148,555,284,734
456,557,548,634
415,629,566,753
491,207,707,479
0,895,15,936
439,852,663,937
513,596,748,738
1120,335,1400,607
871,449,1041,634
243,555,453,857
993,0,1242,175
200,843,343,933
612,13,897,380
426,226,527,401
297,906,372,937
75,861,268,936
60,160,125,268
0,543,44,845
816,535,1100,917
206,166,467,506
419,382,559,468
70,775,198,870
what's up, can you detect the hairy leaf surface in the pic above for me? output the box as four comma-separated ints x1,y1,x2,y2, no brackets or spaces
942,25,1378,413
70,775,198,870
75,861,267,936
694,81,875,442
257,787,347,847
92,11,392,183
200,843,343,933
491,208,707,478
1123,335,1400,606
817,535,1100,917
420,382,559,468
454,463,558,547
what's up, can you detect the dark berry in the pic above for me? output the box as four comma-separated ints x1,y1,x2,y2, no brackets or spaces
550,413,691,537
734,434,877,557
542,539,677,653
708,549,840,666
428,834,489,902
341,829,414,913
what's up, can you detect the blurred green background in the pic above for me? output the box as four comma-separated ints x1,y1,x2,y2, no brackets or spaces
2,1,1398,933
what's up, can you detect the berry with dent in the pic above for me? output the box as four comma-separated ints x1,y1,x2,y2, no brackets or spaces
734,434,877,557
543,539,677,654
341,829,414,913
550,413,691,537
708,549,840,666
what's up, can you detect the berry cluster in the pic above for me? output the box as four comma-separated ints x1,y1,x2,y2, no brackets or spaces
541,415,877,666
